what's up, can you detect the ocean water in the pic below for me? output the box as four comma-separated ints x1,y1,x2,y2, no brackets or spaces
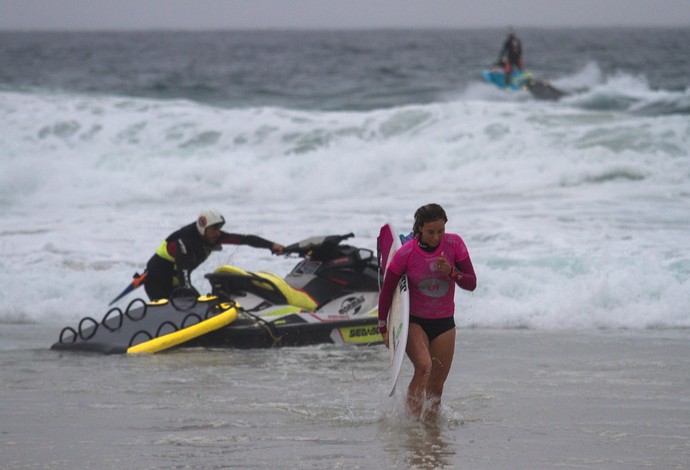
1,28,690,468
1,28,688,329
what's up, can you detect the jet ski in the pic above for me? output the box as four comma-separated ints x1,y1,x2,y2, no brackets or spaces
195,232,382,349
51,233,383,353
482,66,534,90
482,66,567,101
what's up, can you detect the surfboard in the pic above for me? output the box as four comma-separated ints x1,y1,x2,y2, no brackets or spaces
378,223,410,396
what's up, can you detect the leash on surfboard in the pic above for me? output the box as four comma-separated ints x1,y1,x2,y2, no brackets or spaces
109,271,148,305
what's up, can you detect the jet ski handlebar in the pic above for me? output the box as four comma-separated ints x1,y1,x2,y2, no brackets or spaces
284,233,355,259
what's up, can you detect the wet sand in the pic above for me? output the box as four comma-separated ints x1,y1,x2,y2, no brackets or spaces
1,326,689,469
443,329,690,468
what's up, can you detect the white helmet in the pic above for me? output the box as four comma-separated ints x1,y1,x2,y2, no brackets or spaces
196,210,225,236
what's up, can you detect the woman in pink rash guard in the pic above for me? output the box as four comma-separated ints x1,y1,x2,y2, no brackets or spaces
378,203,476,419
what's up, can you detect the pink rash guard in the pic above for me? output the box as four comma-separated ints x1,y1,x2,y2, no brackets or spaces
378,233,476,333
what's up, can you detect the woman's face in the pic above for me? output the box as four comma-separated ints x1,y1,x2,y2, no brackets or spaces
419,219,446,248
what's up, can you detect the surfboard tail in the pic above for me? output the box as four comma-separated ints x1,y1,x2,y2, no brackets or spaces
377,224,395,278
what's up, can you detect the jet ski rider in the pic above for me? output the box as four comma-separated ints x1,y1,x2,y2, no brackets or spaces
143,210,286,300
497,28,524,86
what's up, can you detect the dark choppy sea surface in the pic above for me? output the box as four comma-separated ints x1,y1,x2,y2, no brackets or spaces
2,28,689,112
1,28,689,468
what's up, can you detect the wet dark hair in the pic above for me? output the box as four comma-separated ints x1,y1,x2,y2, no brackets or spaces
412,203,448,237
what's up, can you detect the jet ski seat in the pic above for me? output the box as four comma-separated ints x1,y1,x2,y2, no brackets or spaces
208,265,318,311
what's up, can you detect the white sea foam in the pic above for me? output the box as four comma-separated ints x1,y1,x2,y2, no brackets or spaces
1,88,688,329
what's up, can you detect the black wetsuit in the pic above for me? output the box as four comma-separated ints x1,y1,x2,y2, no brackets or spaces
500,36,523,70
144,222,275,300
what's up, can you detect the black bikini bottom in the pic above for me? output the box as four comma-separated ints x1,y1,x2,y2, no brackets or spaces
409,315,455,342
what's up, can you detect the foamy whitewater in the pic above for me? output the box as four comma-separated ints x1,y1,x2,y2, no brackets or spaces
0,29,689,331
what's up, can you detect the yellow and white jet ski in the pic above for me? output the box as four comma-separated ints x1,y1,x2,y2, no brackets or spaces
51,233,382,353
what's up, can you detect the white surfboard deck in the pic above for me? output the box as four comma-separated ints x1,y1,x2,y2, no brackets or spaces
379,223,410,396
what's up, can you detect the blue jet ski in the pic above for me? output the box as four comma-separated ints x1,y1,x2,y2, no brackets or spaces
482,66,567,101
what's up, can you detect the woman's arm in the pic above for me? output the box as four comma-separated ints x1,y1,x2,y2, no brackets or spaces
451,254,477,292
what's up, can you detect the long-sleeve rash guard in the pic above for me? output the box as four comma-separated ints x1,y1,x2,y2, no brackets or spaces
378,233,476,334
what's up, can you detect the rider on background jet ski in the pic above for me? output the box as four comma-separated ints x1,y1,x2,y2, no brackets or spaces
497,28,524,86
143,210,286,300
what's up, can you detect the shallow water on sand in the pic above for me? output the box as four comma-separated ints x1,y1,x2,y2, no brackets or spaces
2,326,689,469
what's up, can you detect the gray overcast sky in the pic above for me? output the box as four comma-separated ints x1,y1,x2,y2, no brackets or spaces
2,0,690,30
